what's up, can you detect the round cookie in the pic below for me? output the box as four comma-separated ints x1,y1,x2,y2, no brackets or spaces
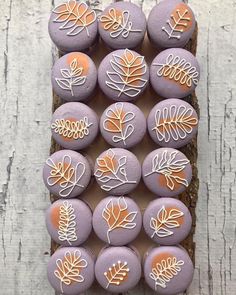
45,199,92,246
93,196,142,245
99,1,146,49
95,246,141,293
100,102,146,148
43,150,91,198
147,0,196,49
147,98,198,148
94,148,141,195
142,148,192,197
51,52,97,102
98,49,149,102
51,102,99,150
48,0,98,52
144,246,194,294
150,48,200,98
47,247,94,295
143,198,192,245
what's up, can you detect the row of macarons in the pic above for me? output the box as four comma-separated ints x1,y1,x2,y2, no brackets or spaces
49,0,196,53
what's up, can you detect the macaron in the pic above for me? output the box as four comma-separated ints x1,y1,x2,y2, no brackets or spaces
48,0,98,52
143,198,192,245
98,49,149,102
94,148,141,195
100,102,146,148
51,102,99,150
51,52,97,102
43,150,91,198
144,246,194,294
93,196,142,245
45,199,92,246
99,1,146,49
47,247,94,295
147,0,196,49
95,246,141,293
150,48,200,98
142,148,192,197
147,98,198,148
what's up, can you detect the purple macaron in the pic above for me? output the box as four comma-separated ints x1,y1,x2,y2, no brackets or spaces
51,102,99,150
99,1,146,49
94,148,141,195
48,0,98,52
142,148,192,197
47,247,94,294
45,199,92,246
100,102,146,148
98,49,149,102
147,0,196,49
144,246,194,294
95,246,141,293
93,196,142,245
147,98,198,148
150,48,200,98
143,198,192,245
43,150,91,198
51,52,97,102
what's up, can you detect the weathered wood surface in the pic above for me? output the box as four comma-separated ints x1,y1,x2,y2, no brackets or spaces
0,0,235,295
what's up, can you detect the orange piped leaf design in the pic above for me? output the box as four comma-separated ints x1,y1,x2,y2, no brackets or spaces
104,260,129,288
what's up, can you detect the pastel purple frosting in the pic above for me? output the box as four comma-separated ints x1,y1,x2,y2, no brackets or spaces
143,198,192,245
93,196,142,245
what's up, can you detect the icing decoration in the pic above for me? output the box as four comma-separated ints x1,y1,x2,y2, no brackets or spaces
57,201,77,245
104,260,129,288
152,105,198,143
149,256,184,290
103,102,135,145
144,150,190,191
55,58,87,96
51,117,92,140
54,249,88,293
100,8,141,38
153,54,199,88
94,149,137,192
46,155,86,198
52,0,96,37
102,196,137,243
106,49,147,98
150,206,184,238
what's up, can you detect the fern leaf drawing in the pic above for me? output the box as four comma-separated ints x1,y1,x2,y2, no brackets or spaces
149,256,184,290
54,249,88,293
144,150,190,191
152,105,198,143
58,201,77,245
150,206,184,238
104,260,129,288
106,49,147,98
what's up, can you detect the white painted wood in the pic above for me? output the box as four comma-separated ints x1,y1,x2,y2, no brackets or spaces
0,0,235,294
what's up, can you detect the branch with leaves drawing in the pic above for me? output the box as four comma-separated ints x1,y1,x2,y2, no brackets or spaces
104,260,129,288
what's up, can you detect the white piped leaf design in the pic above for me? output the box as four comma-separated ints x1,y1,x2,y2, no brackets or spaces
104,260,129,288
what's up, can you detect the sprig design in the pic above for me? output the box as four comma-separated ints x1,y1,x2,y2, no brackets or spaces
106,49,147,98
153,54,199,88
150,206,184,238
104,260,129,288
103,102,135,145
53,0,96,36
55,58,86,96
46,154,86,197
58,201,77,245
149,256,184,290
102,196,137,243
152,104,198,143
54,249,88,293
100,8,141,38
144,150,190,191
94,149,136,192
